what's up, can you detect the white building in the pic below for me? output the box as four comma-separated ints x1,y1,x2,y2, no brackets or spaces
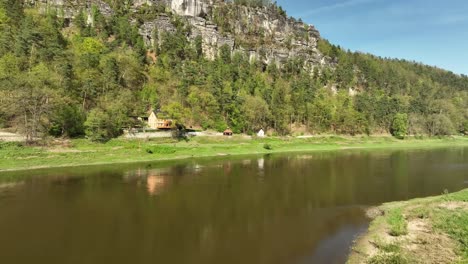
257,129,265,137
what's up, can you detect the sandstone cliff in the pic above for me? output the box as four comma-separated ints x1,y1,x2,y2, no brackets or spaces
29,0,329,69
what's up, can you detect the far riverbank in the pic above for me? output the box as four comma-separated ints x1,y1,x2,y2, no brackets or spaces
1,135,467,172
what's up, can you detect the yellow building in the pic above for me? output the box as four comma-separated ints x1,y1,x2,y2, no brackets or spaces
148,111,173,130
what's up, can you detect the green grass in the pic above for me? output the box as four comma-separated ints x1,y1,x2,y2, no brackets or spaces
366,239,410,264
434,212,468,260
433,189,468,260
387,208,408,236
0,135,467,172
368,253,409,264
350,189,468,263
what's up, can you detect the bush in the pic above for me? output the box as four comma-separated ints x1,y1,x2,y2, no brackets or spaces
427,114,455,136
171,123,188,141
462,120,468,135
263,143,272,150
391,113,408,139
0,141,24,150
84,107,127,142
49,105,85,138
145,146,177,155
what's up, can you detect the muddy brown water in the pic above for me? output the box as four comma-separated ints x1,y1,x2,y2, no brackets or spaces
0,147,467,264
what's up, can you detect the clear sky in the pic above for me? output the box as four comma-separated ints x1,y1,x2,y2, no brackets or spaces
275,0,468,75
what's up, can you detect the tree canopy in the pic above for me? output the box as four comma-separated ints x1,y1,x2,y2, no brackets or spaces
0,2,466,141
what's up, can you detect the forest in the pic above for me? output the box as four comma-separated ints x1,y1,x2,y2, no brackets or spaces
0,0,467,142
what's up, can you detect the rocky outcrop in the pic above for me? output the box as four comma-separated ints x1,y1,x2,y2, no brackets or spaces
28,0,114,19
139,14,177,46
187,16,235,59
171,0,212,17
138,1,329,69
30,0,329,69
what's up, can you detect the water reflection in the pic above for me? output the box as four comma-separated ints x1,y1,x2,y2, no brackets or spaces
124,168,171,196
258,158,264,170
0,147,466,264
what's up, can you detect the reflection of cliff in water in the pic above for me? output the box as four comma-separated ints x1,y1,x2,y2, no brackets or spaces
0,147,466,264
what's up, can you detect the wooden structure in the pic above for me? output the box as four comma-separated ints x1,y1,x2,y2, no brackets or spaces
223,128,233,136
148,111,173,130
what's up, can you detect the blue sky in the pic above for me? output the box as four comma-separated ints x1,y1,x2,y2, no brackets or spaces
276,0,468,75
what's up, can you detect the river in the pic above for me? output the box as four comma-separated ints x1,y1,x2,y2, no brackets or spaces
0,147,467,264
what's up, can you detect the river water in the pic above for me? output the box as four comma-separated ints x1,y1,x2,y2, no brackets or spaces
0,147,467,264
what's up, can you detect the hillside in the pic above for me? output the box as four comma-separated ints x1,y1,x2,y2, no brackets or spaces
0,0,467,141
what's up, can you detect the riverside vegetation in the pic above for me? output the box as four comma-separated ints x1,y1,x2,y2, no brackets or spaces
348,189,468,264
0,135,467,171
0,0,467,142
0,2,467,261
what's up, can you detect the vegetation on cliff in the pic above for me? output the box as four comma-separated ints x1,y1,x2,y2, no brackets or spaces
0,0,466,142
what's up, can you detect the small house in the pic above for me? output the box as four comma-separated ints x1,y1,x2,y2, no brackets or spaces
223,128,233,136
257,129,265,137
148,111,173,130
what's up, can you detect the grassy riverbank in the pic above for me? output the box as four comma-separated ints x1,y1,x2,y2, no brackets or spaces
348,188,468,264
0,135,467,172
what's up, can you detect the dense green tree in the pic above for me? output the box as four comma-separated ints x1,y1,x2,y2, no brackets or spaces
426,114,455,136
84,97,131,142
242,95,271,132
391,113,408,139
0,2,466,141
462,120,468,135
49,104,85,137
270,79,291,135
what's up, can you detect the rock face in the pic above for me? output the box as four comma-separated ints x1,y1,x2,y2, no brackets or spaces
28,0,114,19
171,0,211,17
30,0,329,69
140,1,328,69
187,16,235,60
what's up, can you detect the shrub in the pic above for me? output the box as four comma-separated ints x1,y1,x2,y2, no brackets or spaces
145,146,177,155
462,120,468,135
391,113,408,139
84,107,127,142
427,114,455,136
263,143,272,150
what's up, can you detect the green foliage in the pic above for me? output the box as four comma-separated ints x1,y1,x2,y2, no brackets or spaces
368,253,409,264
0,3,466,142
426,114,456,136
367,240,410,264
145,145,177,155
84,108,111,142
391,113,408,139
463,120,468,135
232,0,272,7
84,100,129,142
435,212,468,258
387,208,408,236
49,105,85,137
263,143,272,150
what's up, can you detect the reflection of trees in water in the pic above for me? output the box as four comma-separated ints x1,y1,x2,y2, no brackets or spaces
1,148,466,264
